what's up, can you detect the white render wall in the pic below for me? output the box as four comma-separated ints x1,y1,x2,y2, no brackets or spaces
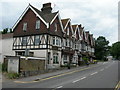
0,37,15,63
31,50,46,58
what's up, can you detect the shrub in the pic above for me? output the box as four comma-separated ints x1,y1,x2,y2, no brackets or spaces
2,63,7,72
7,73,20,79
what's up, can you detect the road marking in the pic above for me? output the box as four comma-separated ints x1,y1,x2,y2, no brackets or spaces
72,77,86,83
90,72,98,75
14,65,100,84
57,86,63,88
100,69,104,71
114,81,120,90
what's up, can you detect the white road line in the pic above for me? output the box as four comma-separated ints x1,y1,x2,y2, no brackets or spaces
57,86,63,88
100,69,104,71
72,77,86,83
90,72,98,75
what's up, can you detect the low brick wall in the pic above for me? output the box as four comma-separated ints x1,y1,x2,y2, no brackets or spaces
20,58,45,77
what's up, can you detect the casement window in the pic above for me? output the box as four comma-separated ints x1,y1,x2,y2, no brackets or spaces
53,37,55,45
36,20,40,30
65,39,68,46
71,41,73,48
16,51,25,56
56,38,59,45
52,36,60,46
23,23,27,31
22,37,27,45
55,23,57,32
34,35,40,45
79,44,81,50
65,39,69,47
75,43,77,49
63,55,67,64
53,53,59,64
67,28,69,35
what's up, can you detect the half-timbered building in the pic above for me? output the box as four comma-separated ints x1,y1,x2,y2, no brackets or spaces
12,2,95,69
61,18,75,65
12,3,65,69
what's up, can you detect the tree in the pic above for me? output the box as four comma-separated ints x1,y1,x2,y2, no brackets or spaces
1,28,8,34
95,36,109,60
110,42,120,59
9,28,13,33
1,28,13,34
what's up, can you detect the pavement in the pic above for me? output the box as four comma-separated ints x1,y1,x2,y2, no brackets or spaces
2,60,120,89
2,64,90,82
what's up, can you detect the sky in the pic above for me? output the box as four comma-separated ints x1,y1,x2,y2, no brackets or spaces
0,0,119,45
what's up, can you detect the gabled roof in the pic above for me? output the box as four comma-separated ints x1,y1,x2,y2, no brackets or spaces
12,4,59,31
72,25,77,32
61,18,70,29
72,25,82,40
90,34,95,46
30,4,59,23
85,31,90,44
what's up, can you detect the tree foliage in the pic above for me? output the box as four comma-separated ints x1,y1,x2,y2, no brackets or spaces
95,36,109,60
1,28,13,34
110,42,120,59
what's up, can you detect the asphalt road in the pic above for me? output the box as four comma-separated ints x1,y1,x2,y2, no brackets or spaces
2,60,119,89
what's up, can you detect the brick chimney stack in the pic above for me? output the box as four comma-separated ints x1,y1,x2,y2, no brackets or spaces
41,3,52,14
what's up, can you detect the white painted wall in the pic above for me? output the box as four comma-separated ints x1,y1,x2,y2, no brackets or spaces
32,50,46,58
0,36,15,63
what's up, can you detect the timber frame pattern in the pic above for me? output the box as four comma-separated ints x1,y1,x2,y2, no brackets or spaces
12,3,95,66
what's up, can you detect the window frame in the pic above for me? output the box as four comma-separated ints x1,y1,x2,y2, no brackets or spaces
34,35,40,45
35,20,40,30
23,23,27,31
22,37,27,46
53,53,59,64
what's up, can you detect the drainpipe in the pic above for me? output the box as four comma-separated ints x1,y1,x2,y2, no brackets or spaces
46,23,50,70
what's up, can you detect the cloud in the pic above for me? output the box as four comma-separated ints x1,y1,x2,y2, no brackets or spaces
0,0,119,45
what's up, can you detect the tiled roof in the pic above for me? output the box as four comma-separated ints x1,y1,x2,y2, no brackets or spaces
30,4,58,23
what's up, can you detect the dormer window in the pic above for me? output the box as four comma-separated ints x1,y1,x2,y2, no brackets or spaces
23,23,27,31
55,23,57,32
67,28,69,35
36,20,40,30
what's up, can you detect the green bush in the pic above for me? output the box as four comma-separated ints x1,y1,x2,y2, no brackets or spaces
7,73,20,79
0,64,2,72
2,63,7,72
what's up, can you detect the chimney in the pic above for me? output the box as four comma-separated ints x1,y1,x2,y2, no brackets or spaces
41,3,52,14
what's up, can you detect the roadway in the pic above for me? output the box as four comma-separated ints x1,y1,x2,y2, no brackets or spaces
2,60,119,89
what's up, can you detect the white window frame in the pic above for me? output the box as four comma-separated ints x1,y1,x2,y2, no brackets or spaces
63,55,67,64
53,36,60,46
53,53,59,64
22,37,27,45
55,23,57,32
36,20,40,30
67,28,69,35
34,35,40,45
23,23,27,31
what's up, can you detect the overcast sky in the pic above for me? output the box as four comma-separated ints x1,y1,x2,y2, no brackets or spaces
0,0,119,45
